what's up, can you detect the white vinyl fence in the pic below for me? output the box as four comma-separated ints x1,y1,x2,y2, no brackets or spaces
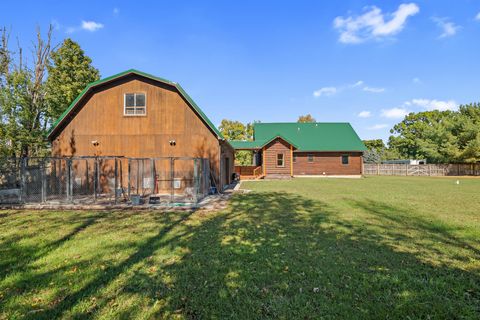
364,163,480,176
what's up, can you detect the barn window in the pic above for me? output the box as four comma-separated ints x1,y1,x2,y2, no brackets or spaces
124,93,146,115
277,153,285,167
293,154,297,163
307,154,314,162
342,155,349,165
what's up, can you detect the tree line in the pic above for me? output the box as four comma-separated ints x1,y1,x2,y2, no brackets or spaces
364,104,480,164
0,25,99,158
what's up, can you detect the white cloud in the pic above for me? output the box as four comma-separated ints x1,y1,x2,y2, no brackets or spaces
381,107,409,119
313,80,385,97
313,87,337,97
66,20,104,34
81,20,104,32
412,77,422,84
476,12,480,21
368,124,389,130
358,111,372,118
363,86,385,93
351,80,364,88
410,98,458,111
113,8,120,15
333,3,420,44
432,17,460,38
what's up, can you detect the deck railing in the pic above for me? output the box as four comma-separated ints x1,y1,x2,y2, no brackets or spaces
234,165,263,179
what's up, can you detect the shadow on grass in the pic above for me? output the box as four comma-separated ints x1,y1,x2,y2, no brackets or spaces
1,192,479,319
0,212,108,280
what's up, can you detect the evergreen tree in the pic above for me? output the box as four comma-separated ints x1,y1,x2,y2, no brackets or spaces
45,38,99,122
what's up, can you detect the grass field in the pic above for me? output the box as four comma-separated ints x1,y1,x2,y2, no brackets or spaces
0,176,479,319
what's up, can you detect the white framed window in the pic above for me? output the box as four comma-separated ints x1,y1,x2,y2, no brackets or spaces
307,154,314,163
277,153,285,167
124,93,146,116
342,155,349,165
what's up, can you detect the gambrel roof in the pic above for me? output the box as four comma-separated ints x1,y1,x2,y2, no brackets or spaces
47,69,224,140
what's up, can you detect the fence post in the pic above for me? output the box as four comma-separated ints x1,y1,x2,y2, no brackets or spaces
193,158,199,203
94,158,98,202
114,158,118,204
170,157,175,204
19,157,26,203
85,159,89,195
405,164,408,176
41,160,46,203
67,159,73,203
151,159,155,195
128,159,131,199
377,163,379,175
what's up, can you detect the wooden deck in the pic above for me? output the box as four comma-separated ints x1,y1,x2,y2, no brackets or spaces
234,165,264,180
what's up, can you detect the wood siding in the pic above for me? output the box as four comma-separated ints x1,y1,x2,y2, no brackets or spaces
264,138,292,176
50,74,232,188
293,152,363,175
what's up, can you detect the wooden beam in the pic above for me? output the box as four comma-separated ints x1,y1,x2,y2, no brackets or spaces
290,145,293,176
262,147,266,175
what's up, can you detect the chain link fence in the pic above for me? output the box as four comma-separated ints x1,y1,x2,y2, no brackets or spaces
0,156,211,206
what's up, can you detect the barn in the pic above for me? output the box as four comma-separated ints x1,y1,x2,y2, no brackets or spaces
231,122,366,179
47,69,234,192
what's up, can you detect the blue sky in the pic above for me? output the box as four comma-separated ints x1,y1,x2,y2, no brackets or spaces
2,1,480,141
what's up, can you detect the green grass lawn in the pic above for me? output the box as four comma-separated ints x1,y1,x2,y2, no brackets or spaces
0,176,479,319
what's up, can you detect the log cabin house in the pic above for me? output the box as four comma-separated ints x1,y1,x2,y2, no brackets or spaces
231,123,366,179
47,69,234,190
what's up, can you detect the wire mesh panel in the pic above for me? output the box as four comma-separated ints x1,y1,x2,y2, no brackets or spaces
172,158,196,204
0,158,22,204
128,158,155,204
150,158,172,205
0,156,211,206
45,158,66,203
23,158,44,203
70,158,96,204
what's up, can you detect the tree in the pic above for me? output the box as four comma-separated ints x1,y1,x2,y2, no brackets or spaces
297,114,316,123
218,119,247,140
363,139,385,151
362,139,386,163
219,119,260,165
45,38,99,122
0,26,53,157
387,104,480,163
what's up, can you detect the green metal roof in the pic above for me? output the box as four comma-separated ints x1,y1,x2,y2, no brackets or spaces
230,134,299,150
47,69,224,140
230,122,366,151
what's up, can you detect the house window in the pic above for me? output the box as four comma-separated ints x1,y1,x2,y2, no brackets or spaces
277,153,285,167
342,155,349,165
124,93,146,115
308,154,314,162
293,154,297,163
